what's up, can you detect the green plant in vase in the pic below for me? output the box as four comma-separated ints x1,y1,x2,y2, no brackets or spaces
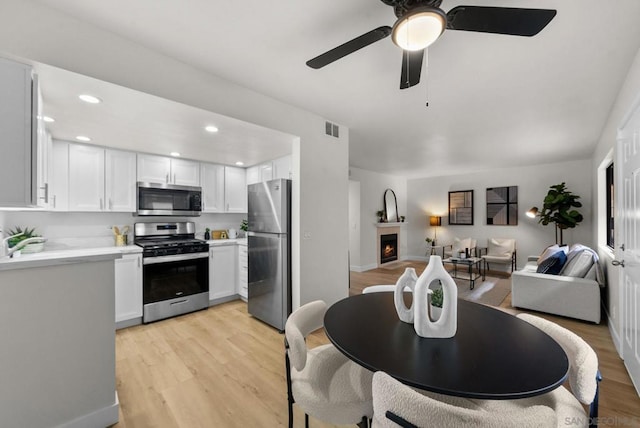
376,210,385,223
7,226,40,248
240,219,249,232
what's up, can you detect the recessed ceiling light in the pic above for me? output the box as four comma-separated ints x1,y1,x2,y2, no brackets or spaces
43,116,55,123
170,152,181,157
79,94,102,104
76,136,91,142
205,125,219,133
235,161,244,166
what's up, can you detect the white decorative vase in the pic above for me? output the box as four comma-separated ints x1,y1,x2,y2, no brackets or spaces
394,267,418,323
430,305,442,321
414,255,457,338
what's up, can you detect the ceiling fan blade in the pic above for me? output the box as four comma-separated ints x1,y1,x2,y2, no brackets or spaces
446,6,557,37
306,26,392,69
400,49,424,90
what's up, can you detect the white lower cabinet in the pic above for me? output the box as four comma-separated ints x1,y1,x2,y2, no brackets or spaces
209,245,237,301
115,253,143,327
238,243,248,301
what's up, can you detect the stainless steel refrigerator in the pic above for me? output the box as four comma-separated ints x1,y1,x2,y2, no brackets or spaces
247,178,291,331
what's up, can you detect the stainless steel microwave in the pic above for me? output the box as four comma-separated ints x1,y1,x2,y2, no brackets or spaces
136,182,202,216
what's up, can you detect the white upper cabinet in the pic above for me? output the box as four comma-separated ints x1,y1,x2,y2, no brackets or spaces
137,154,171,183
273,155,292,180
224,166,247,213
137,154,199,186
105,149,136,212
200,163,225,213
171,158,200,186
0,58,47,207
260,162,273,182
50,140,69,211
68,143,136,212
68,144,105,211
246,166,261,185
245,155,292,186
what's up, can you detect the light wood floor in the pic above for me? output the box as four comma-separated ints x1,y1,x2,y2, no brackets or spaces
113,261,640,427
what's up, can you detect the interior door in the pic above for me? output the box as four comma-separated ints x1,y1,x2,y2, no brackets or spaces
618,98,640,395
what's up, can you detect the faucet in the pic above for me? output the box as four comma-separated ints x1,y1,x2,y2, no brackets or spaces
1,233,47,258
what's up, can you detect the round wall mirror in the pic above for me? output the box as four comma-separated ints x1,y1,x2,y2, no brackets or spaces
384,189,399,223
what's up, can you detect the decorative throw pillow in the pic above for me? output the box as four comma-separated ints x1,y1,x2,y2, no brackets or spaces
537,245,569,266
561,250,594,278
536,251,567,275
489,239,512,256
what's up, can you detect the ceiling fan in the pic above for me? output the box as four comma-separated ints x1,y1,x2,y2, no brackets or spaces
306,0,556,89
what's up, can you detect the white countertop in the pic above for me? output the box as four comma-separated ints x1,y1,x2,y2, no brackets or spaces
0,236,248,271
0,242,141,272
207,238,247,246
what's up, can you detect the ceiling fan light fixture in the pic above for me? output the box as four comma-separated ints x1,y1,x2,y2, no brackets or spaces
392,7,446,51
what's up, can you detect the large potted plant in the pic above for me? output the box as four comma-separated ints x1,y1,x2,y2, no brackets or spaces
534,182,584,245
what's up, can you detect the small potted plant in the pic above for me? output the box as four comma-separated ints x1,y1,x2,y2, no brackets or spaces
430,287,443,320
376,210,385,222
204,228,211,240
7,226,44,253
425,237,435,246
240,219,249,236
400,215,405,222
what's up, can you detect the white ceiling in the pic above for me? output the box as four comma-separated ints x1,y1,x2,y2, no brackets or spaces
36,0,640,178
34,64,295,167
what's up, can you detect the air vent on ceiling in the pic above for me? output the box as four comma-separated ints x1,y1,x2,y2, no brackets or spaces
325,121,339,138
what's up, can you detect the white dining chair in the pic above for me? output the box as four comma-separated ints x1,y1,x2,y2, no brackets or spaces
284,300,373,428
469,313,602,428
371,371,555,428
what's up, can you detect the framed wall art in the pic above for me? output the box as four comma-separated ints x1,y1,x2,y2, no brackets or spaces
448,190,474,225
486,186,518,225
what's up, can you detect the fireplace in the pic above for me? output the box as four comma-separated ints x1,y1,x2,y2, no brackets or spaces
380,233,398,264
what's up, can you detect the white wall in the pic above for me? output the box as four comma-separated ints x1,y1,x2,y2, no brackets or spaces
0,0,350,308
349,167,407,271
406,159,593,270
591,46,640,354
348,181,361,269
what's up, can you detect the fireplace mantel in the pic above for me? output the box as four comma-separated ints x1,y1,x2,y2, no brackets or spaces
374,222,406,228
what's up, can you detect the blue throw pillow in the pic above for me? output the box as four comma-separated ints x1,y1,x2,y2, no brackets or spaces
536,251,567,275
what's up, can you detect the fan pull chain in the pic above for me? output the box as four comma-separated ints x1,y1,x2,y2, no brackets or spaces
424,48,429,107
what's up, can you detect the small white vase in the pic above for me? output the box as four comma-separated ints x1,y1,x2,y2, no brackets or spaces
414,255,457,338
430,305,442,321
394,267,418,323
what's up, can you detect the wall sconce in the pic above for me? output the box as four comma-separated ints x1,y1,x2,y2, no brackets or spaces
526,207,539,218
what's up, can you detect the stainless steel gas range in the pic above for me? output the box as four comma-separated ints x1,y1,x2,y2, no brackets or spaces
134,222,209,323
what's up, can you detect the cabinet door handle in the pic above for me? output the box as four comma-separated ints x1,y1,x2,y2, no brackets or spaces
52,195,56,209
612,259,625,268
39,183,49,203
620,244,625,251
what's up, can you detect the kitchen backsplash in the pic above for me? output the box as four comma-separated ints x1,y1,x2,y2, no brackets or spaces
0,211,246,241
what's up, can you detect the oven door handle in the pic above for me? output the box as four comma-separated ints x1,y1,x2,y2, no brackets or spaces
143,252,209,265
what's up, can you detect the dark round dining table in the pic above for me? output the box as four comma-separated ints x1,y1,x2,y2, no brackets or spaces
324,293,569,399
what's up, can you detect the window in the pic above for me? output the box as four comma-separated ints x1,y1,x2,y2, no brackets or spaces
606,163,614,248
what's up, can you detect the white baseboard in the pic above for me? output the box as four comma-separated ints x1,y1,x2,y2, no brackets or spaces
607,310,623,358
56,392,119,428
350,263,377,272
